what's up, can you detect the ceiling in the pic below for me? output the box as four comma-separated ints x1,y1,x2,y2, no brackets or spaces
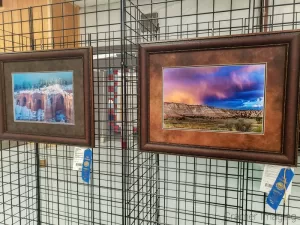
74,0,120,7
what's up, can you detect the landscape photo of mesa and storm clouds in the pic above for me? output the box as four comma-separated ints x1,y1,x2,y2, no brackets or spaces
163,64,266,133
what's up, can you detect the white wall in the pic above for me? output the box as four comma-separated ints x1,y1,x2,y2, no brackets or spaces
79,0,262,48
267,0,300,31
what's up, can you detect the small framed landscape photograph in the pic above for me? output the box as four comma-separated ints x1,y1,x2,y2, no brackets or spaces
139,31,300,166
13,71,75,125
12,71,75,125
0,48,94,147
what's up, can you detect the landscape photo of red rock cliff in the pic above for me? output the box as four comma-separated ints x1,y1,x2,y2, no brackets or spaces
12,71,74,125
163,64,265,133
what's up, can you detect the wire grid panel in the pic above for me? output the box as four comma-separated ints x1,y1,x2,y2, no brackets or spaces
0,0,299,225
124,1,300,225
0,142,38,225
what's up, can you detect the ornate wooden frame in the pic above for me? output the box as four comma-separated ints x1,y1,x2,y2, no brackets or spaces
139,31,300,166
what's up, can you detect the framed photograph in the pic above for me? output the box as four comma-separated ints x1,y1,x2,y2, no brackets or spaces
0,48,94,147
139,31,300,166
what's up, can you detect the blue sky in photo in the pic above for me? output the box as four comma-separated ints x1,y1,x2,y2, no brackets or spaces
13,71,73,87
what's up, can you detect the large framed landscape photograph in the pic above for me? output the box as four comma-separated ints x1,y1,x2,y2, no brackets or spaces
163,64,265,134
0,48,94,147
139,31,300,166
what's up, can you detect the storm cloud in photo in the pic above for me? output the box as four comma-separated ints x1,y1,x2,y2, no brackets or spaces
163,64,265,110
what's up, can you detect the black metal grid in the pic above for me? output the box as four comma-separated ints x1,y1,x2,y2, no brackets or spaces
0,0,299,225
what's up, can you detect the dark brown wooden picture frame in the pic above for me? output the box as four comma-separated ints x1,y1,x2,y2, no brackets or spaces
0,48,94,147
139,31,300,166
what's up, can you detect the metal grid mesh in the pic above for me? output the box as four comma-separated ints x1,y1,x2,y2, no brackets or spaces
0,0,299,225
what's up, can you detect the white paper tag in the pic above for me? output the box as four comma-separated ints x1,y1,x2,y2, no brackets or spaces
73,147,85,170
260,165,294,197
